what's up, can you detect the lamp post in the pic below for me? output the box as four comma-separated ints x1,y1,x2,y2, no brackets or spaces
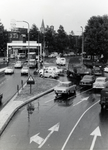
80,26,84,65
37,30,40,70
16,20,30,63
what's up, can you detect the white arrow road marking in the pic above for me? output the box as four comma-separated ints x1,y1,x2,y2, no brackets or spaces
90,127,101,150
38,122,60,148
73,97,89,106
61,100,99,150
30,123,60,148
30,133,44,145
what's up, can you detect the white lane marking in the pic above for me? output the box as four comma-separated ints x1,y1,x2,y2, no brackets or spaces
30,123,60,148
73,97,89,106
45,99,54,103
90,127,101,150
61,100,99,150
38,123,60,148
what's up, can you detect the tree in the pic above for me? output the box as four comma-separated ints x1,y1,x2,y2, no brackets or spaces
45,26,56,53
29,24,39,41
84,15,108,61
56,25,68,53
0,22,8,56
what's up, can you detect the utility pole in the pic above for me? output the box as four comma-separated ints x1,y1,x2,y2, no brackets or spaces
80,26,84,65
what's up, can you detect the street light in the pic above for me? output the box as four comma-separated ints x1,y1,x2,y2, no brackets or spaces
80,26,84,65
37,30,40,70
16,20,30,62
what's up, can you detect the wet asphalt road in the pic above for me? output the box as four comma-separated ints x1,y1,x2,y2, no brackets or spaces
0,69,28,108
0,85,107,150
0,58,108,150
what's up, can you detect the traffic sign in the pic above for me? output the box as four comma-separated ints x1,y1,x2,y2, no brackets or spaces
27,75,35,84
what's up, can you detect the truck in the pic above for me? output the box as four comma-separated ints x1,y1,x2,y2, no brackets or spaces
28,59,37,68
100,88,108,111
67,58,91,79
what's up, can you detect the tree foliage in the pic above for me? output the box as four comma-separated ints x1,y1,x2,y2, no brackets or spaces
84,15,108,61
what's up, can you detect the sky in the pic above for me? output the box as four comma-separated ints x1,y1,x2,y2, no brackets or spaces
0,0,108,35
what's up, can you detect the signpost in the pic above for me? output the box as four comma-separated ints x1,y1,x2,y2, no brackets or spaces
27,75,35,94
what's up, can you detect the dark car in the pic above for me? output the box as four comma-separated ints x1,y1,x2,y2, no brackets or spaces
93,66,102,76
79,75,95,87
100,88,108,111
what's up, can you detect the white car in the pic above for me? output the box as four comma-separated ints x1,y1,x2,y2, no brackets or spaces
14,61,23,68
104,66,108,73
54,81,76,98
21,66,29,76
47,66,63,75
39,69,58,78
93,77,108,89
5,66,14,74
56,57,66,66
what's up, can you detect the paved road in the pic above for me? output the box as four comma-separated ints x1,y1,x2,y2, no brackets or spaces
0,88,104,150
0,69,28,108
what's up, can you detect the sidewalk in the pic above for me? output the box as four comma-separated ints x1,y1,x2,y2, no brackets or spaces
0,76,59,136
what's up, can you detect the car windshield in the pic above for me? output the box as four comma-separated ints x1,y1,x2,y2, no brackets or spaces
96,78,105,82
59,82,71,87
83,76,92,80
16,61,21,64
23,66,28,69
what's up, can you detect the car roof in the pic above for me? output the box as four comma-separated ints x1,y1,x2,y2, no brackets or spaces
96,77,106,79
60,81,71,84
83,75,93,77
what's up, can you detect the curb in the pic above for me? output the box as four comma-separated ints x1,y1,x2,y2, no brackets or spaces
0,87,55,136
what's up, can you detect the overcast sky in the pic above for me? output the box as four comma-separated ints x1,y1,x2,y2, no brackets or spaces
0,0,108,35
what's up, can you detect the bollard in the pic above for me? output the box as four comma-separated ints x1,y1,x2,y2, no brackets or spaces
17,85,19,94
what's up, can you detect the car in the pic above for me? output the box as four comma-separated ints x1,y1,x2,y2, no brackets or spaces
28,59,37,68
79,75,95,87
93,77,108,90
10,54,15,59
21,66,29,76
93,66,102,76
14,61,23,68
17,53,26,59
38,67,48,76
104,66,108,73
4,66,14,74
47,66,64,75
54,81,76,99
39,70,58,79
100,88,108,111
56,57,66,66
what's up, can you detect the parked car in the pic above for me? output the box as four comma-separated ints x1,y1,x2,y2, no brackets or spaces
79,75,95,87
104,66,108,73
93,77,108,90
14,61,23,68
100,88,108,111
21,66,29,76
4,66,14,74
56,57,66,66
93,66,102,76
54,81,76,99
47,66,64,75
39,69,58,79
